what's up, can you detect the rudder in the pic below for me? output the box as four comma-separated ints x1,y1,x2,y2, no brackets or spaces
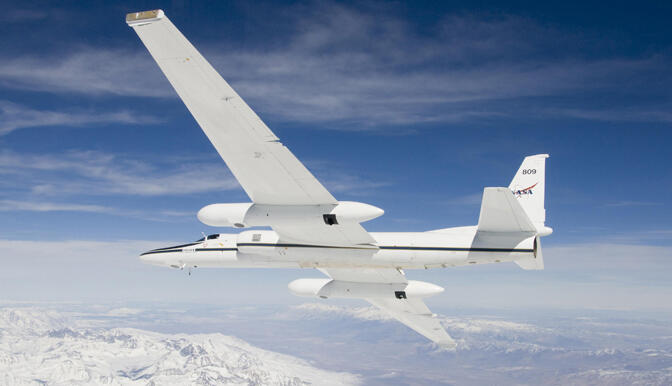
509,154,550,235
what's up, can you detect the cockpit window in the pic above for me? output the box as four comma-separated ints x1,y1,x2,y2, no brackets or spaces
207,234,219,240
196,237,205,242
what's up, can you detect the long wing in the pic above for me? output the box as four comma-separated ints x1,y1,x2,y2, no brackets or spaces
320,268,456,348
367,298,454,348
126,10,336,206
127,10,376,246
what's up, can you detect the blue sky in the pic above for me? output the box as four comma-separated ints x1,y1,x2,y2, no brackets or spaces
0,1,670,311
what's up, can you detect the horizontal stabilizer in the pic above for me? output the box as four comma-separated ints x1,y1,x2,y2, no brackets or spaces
477,187,536,233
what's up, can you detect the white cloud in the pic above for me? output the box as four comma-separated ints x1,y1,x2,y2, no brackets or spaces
195,5,670,127
408,241,672,312
2,236,670,311
0,101,159,135
544,243,672,273
291,303,544,333
0,239,168,302
550,107,672,123
443,192,483,206
0,239,160,263
604,201,663,207
0,150,388,201
305,160,391,196
291,303,392,321
0,239,303,304
105,307,144,317
0,150,240,196
0,200,112,213
0,51,171,97
0,9,48,22
323,174,390,196
0,199,194,222
0,4,668,129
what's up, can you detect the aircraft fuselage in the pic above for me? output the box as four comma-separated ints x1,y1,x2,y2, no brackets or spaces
140,226,537,271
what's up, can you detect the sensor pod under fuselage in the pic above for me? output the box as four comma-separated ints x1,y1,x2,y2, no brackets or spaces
288,278,444,300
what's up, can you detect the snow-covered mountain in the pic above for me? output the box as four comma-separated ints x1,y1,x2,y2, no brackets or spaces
2,303,671,385
0,308,360,385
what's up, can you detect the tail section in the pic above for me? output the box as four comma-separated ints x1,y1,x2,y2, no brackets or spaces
475,154,551,271
514,236,544,270
509,154,551,270
509,154,552,236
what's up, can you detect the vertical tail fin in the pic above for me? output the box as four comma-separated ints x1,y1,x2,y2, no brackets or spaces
474,154,552,271
509,154,552,236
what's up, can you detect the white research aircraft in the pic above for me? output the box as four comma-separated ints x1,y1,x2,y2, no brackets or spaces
127,10,552,349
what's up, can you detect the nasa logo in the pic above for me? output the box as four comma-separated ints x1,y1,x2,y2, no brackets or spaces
512,183,538,197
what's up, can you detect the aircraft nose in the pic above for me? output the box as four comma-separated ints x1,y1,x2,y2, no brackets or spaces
139,249,157,264
138,247,172,266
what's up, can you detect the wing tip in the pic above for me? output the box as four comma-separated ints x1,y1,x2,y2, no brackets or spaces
126,9,165,26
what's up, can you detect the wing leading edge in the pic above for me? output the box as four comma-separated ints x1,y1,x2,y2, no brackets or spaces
320,268,456,348
127,10,335,206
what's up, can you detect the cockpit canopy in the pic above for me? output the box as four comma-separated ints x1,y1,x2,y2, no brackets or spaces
195,234,220,242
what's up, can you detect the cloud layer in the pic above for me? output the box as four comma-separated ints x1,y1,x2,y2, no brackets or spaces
1,3,669,131
0,150,239,197
0,101,159,135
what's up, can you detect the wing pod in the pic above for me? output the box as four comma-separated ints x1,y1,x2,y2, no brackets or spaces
197,201,383,229
197,203,253,228
330,201,384,223
288,278,444,299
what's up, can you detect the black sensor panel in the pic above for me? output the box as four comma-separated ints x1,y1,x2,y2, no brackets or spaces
323,214,338,225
